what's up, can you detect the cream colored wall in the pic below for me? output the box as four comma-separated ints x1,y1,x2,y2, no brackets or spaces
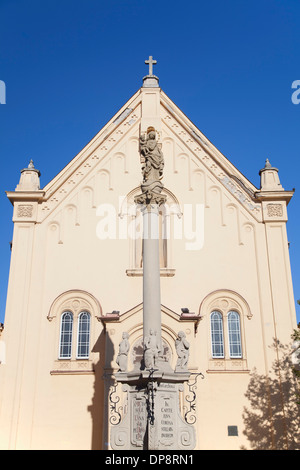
0,86,297,450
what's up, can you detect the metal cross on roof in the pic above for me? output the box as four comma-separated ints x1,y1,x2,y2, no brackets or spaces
145,55,157,76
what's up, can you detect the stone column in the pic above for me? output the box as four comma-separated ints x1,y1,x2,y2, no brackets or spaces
111,125,196,451
134,126,166,370
142,203,161,348
141,199,169,370
111,63,196,449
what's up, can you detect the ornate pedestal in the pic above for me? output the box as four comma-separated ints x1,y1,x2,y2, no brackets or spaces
110,372,196,450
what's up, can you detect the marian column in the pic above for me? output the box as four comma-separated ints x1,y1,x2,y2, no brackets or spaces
135,126,166,369
110,58,196,451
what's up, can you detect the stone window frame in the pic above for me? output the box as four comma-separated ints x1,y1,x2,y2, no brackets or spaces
210,309,242,360
47,290,102,374
199,290,252,373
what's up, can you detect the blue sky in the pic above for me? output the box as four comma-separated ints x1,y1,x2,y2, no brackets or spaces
0,0,299,324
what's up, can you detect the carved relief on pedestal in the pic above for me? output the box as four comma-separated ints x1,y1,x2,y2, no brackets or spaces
262,201,287,222
267,203,283,217
17,204,33,218
13,203,36,222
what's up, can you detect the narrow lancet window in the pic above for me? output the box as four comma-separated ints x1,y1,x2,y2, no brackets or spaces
228,311,242,358
210,311,224,358
59,312,73,359
77,311,90,359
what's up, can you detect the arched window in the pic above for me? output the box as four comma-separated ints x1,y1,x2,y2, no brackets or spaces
201,290,249,370
59,312,73,359
210,311,224,358
49,290,102,370
121,187,181,276
76,311,91,359
227,311,242,358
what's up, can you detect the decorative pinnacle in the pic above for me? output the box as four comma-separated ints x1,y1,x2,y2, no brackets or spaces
259,158,278,175
264,158,272,169
21,158,40,176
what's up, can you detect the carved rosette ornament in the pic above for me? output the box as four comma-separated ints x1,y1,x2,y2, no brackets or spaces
134,127,167,207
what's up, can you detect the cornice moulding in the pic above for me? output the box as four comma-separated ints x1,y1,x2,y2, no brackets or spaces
6,190,45,204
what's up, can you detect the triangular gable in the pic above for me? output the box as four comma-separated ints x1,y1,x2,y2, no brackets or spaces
160,91,257,192
159,91,262,220
42,89,142,198
33,85,264,223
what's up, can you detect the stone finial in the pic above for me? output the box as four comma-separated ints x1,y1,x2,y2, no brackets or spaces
259,158,283,191
15,159,41,191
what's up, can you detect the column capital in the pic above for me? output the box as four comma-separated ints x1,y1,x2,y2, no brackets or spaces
134,191,167,208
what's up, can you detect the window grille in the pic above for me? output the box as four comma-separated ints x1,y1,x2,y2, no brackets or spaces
76,311,90,359
228,311,242,358
59,312,73,359
210,311,224,358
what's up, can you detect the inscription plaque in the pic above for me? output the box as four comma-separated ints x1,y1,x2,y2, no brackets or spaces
131,395,147,446
110,380,196,450
160,395,175,443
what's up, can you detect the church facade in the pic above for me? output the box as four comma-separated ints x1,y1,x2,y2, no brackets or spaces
0,62,298,450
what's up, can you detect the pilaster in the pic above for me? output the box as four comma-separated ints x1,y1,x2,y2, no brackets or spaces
1,161,43,449
264,219,297,337
140,85,161,135
1,221,36,448
255,160,296,339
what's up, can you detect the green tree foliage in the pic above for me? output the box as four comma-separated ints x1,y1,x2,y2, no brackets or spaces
242,337,300,450
291,321,300,386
